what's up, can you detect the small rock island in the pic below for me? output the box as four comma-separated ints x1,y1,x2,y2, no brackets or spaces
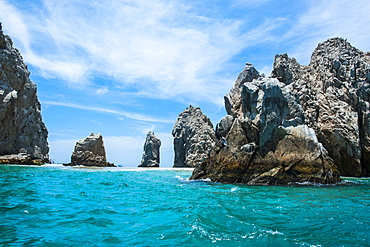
65,133,114,167
138,131,161,167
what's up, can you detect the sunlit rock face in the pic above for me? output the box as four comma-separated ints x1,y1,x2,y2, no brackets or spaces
172,106,216,167
0,28,49,164
191,37,370,184
138,131,161,167
67,133,114,167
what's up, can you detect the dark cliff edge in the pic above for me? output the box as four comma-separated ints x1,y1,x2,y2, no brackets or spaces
189,37,370,185
0,27,49,165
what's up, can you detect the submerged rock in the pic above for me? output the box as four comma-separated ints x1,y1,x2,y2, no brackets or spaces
172,105,216,167
65,133,114,167
138,131,161,167
190,37,370,184
0,28,49,164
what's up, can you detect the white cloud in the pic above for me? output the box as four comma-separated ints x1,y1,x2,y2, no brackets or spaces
0,0,283,105
284,0,370,64
95,87,109,95
43,101,173,123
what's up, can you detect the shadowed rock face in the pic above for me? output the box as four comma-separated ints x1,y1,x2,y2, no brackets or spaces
191,76,340,185
67,133,114,167
172,106,216,167
271,38,370,176
0,29,49,164
138,131,161,167
190,37,370,184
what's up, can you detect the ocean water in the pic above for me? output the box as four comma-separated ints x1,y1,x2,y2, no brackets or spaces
0,165,369,247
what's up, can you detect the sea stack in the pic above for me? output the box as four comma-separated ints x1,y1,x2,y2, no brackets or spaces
138,131,161,167
172,106,216,167
0,26,49,164
66,133,114,167
191,37,370,184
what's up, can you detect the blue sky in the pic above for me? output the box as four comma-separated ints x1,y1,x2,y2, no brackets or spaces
1,0,369,166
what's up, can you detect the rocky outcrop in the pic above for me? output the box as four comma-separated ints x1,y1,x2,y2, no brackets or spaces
191,76,340,185
271,38,370,176
191,37,370,184
172,106,216,167
138,131,161,167
0,28,49,164
65,133,114,167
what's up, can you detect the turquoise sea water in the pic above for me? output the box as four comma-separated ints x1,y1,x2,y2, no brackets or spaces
0,165,369,247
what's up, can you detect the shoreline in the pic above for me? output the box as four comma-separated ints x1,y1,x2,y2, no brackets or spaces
2,163,195,171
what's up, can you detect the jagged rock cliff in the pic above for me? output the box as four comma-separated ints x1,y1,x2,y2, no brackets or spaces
172,106,216,167
0,27,49,164
191,37,370,184
271,38,370,176
66,133,114,167
138,131,161,167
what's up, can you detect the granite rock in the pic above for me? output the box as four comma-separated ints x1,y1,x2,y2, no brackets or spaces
190,76,340,185
0,29,49,164
66,133,114,167
172,106,216,167
189,38,370,184
271,38,370,176
138,131,161,167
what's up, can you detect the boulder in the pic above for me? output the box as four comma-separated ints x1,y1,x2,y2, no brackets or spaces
65,133,114,167
138,131,161,167
172,105,216,167
0,28,49,164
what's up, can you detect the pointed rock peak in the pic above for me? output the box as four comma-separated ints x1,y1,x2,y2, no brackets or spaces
139,131,161,167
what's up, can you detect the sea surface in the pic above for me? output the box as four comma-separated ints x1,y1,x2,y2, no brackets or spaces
0,165,369,247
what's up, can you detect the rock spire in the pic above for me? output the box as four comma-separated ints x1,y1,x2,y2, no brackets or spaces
138,131,161,167
0,27,49,164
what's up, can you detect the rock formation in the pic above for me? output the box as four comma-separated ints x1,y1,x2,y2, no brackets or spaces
271,38,370,176
138,131,161,167
66,133,114,167
172,106,216,167
0,27,49,164
191,37,370,184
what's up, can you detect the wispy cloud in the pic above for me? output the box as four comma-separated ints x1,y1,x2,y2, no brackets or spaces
43,101,173,123
283,0,370,64
0,0,284,104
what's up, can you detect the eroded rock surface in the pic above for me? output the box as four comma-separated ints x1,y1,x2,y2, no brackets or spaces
138,131,161,167
191,76,340,185
271,38,370,176
0,28,49,164
66,133,114,167
191,37,370,184
172,106,216,167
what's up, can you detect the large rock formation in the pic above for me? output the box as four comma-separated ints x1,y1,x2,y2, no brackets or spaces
172,106,216,167
271,38,370,176
138,131,161,167
191,37,370,184
66,133,114,167
191,76,340,185
0,27,49,164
